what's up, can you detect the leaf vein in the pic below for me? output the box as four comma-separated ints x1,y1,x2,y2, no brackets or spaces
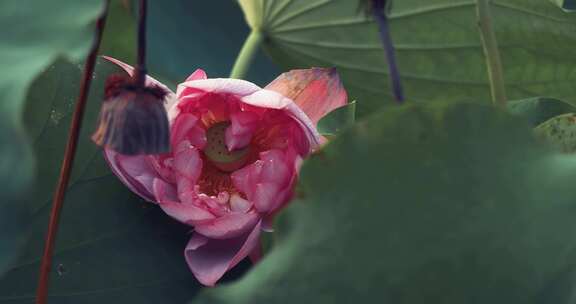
270,0,332,29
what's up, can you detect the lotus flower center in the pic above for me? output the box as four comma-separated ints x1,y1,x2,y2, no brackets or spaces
204,121,250,172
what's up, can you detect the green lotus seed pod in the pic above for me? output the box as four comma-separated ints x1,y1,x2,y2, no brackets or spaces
204,121,250,172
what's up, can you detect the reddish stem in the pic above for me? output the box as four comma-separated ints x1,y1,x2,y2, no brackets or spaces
35,3,109,304
134,0,148,87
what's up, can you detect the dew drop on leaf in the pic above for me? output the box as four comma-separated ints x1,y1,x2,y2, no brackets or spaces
49,110,64,125
56,264,67,276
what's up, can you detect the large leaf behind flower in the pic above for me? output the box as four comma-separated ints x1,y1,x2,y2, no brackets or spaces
0,0,106,276
192,102,576,303
239,0,576,117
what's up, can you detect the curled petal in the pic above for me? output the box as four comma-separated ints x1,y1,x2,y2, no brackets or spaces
161,202,216,225
242,89,321,150
104,149,158,202
173,141,203,183
231,149,296,213
225,111,259,151
194,211,260,239
153,178,216,224
171,113,199,146
230,161,259,200
185,69,208,82
260,149,291,187
241,89,293,110
171,113,206,150
185,221,262,286
147,154,175,183
225,132,251,152
176,178,195,203
152,177,178,202
253,183,281,212
265,68,348,124
198,194,229,217
177,78,261,100
188,234,209,249
285,102,322,150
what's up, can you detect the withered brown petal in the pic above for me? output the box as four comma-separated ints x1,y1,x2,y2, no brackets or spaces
92,88,170,155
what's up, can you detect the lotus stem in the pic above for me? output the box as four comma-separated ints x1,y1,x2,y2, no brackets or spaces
476,0,507,107
35,3,109,303
134,0,148,87
372,2,405,104
230,30,263,79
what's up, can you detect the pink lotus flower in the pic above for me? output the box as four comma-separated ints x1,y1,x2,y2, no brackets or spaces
102,57,347,286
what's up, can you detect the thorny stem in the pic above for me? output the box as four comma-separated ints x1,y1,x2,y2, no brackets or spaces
372,1,404,104
35,3,109,304
230,30,263,79
476,0,507,107
134,0,148,87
